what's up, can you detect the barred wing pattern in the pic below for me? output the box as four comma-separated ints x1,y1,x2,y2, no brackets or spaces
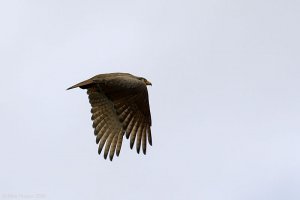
88,87,125,161
68,73,152,161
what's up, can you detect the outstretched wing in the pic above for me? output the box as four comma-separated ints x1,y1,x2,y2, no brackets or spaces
84,75,152,160
88,87,125,161
99,76,152,154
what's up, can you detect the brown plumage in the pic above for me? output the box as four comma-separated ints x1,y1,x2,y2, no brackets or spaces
67,73,152,161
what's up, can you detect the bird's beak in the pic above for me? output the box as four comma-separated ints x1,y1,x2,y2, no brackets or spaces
145,80,152,86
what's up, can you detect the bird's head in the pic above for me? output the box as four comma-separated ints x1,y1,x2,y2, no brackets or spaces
138,77,152,86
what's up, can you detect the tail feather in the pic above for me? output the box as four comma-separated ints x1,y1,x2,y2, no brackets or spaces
67,79,94,90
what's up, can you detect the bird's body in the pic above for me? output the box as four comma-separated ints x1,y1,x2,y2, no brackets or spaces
68,73,152,160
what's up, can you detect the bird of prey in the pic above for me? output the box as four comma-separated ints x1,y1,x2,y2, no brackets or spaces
67,73,152,161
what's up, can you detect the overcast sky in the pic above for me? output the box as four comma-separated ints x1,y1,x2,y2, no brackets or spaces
1,0,300,200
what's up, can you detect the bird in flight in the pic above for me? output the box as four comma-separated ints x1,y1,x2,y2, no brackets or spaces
67,73,152,161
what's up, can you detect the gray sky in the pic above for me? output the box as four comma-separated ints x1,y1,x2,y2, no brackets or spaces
1,0,300,199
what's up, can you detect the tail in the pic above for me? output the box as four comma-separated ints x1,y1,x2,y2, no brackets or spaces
66,79,94,90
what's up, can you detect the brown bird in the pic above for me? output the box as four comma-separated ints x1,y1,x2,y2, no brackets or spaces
67,73,152,161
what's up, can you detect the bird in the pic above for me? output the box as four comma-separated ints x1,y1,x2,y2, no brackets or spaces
67,73,152,161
